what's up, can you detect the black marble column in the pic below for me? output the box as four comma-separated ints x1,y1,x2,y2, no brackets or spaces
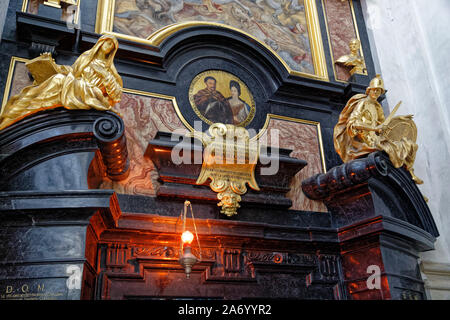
0,108,127,300
0,190,120,300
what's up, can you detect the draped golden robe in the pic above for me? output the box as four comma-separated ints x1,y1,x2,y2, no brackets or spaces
334,94,418,170
0,34,123,130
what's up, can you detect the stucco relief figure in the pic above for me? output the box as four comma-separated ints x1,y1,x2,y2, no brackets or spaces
227,80,250,124
0,35,123,130
334,75,423,184
193,76,234,124
335,38,366,76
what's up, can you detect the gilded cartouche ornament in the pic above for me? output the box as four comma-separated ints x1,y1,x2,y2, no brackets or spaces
335,38,366,76
334,75,423,184
192,123,259,216
0,34,123,130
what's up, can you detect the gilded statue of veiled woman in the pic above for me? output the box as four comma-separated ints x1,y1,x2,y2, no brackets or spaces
0,34,123,130
334,75,423,184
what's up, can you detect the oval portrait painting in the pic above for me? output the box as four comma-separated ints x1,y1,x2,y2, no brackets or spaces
189,70,256,127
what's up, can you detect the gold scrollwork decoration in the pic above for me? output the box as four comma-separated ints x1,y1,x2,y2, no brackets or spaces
191,123,259,217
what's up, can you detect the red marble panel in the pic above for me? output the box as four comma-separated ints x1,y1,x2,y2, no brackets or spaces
99,93,189,196
341,245,391,300
259,118,328,213
323,0,358,81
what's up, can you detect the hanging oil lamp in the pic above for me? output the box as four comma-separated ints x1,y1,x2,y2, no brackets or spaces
178,201,202,279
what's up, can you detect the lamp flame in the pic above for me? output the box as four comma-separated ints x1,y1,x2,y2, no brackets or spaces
181,230,194,245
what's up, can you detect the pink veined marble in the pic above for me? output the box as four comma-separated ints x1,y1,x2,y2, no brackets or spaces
99,93,188,196
323,0,358,81
259,118,328,213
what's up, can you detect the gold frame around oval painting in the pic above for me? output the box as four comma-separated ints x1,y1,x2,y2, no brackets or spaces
95,0,328,81
188,70,256,127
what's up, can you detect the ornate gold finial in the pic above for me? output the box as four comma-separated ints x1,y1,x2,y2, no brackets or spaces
335,38,366,76
191,123,260,216
0,34,123,131
333,75,423,184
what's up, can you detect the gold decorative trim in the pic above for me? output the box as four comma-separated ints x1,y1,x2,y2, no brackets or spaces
95,0,328,81
253,114,327,173
122,88,193,132
304,0,329,81
322,0,367,83
95,0,114,35
187,70,256,127
1,56,30,110
22,0,81,25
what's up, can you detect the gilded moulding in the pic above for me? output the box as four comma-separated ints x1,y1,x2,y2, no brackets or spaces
95,0,328,81
191,123,260,217
1,57,30,110
253,114,327,173
321,0,368,83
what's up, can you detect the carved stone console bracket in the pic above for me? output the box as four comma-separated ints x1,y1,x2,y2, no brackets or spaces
0,108,129,190
301,151,439,300
93,114,130,180
145,131,307,211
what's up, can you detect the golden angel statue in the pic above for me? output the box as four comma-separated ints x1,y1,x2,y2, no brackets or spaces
333,75,423,184
0,34,123,130
335,38,366,76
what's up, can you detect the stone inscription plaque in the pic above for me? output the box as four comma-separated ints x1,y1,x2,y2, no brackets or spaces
0,278,68,300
